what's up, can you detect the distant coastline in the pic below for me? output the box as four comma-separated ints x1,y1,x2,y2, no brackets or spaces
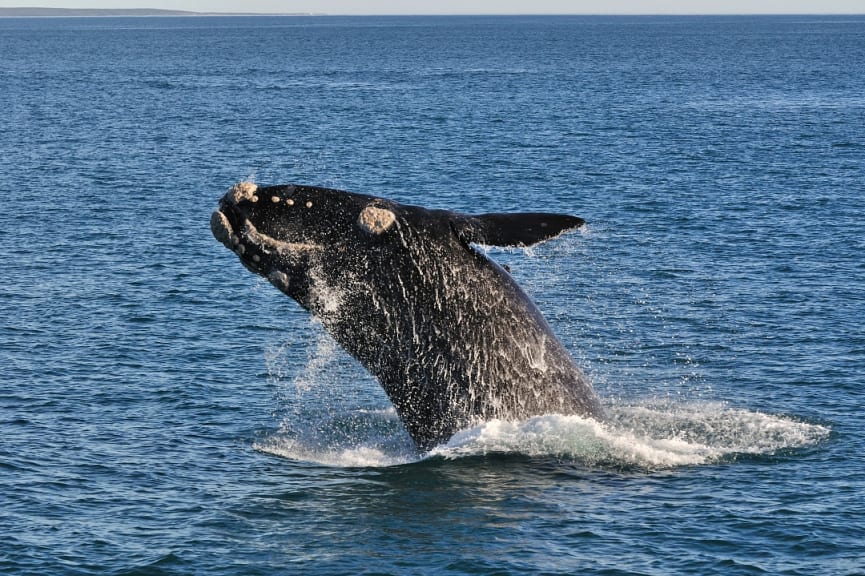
2,8,863,18
0,7,318,17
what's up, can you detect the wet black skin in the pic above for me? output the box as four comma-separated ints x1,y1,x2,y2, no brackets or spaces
212,183,603,451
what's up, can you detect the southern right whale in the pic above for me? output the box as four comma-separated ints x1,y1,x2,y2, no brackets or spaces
211,182,603,450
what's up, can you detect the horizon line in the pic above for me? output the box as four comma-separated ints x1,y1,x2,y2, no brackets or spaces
1,7,865,16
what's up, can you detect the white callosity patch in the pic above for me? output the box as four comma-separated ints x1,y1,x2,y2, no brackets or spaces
241,219,321,257
268,270,290,291
358,204,396,235
230,181,259,204
210,210,233,249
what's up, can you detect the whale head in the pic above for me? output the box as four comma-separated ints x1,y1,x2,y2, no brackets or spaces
211,182,405,310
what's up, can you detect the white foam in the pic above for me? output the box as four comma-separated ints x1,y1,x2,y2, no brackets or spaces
255,400,829,470
428,413,712,467
431,403,830,469
254,436,417,468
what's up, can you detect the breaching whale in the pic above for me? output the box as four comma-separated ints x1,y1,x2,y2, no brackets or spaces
211,182,603,450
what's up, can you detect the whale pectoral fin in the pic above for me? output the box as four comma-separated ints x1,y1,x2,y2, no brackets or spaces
453,212,585,247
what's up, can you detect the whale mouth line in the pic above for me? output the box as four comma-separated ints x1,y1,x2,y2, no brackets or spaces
240,218,322,256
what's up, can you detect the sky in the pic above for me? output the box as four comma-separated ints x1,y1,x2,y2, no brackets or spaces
1,0,863,14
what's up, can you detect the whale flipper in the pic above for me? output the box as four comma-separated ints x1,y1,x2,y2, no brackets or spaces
452,212,586,247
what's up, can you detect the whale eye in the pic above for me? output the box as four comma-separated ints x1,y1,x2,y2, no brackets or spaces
358,204,396,235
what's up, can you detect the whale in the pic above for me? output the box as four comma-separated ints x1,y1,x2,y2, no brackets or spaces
211,182,603,450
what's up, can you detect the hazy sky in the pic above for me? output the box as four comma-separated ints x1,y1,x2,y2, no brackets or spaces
2,0,864,14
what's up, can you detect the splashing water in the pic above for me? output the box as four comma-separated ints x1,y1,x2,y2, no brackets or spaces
256,409,418,468
255,394,829,471
429,403,829,469
256,304,829,471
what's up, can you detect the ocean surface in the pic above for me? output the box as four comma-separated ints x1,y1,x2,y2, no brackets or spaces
1,14,863,575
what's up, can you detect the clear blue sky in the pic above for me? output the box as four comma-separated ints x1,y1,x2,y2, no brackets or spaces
1,0,863,14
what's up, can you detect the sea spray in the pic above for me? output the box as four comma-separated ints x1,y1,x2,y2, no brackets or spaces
256,399,829,469
258,317,828,469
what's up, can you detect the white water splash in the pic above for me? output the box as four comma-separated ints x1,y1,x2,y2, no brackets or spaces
256,432,417,468
430,402,830,469
255,400,829,470
258,307,829,470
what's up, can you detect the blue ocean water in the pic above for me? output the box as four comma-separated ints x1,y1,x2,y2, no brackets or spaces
1,14,863,575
